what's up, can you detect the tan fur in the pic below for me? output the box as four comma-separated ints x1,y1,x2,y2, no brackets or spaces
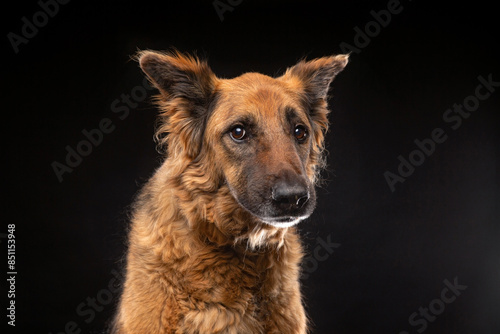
112,50,348,334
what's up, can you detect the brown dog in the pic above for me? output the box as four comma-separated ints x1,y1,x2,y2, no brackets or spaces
111,50,348,333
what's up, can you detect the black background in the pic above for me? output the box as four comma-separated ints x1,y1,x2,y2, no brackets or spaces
3,0,499,333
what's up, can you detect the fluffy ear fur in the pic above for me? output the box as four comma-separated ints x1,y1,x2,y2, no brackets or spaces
137,50,217,158
282,54,349,180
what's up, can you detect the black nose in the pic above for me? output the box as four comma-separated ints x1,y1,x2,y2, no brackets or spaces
271,182,310,209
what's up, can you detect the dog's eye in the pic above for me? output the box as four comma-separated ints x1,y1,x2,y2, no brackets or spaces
294,125,308,142
230,126,246,141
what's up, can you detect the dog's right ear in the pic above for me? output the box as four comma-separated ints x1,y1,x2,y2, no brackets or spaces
137,50,216,102
136,50,217,158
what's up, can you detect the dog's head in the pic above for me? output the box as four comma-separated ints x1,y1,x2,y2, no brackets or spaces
138,50,348,228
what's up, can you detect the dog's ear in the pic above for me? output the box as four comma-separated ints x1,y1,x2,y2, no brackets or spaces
137,50,217,158
284,54,349,104
138,50,216,101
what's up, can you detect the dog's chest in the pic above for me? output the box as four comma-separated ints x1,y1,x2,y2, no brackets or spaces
181,246,284,309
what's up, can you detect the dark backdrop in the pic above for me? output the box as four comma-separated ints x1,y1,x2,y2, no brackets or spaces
4,1,499,333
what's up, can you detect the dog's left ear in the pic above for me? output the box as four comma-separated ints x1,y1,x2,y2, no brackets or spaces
283,54,349,104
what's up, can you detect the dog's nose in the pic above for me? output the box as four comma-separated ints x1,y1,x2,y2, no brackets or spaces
271,182,310,209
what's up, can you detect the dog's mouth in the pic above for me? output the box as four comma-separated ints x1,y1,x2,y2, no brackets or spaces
260,215,310,228
226,180,316,229
230,191,311,228
232,193,314,228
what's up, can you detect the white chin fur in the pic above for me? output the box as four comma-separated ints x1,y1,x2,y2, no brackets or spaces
261,216,309,228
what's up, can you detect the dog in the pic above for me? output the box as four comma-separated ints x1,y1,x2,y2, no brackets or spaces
111,49,348,333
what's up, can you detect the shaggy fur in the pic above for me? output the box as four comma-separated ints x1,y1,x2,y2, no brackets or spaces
111,50,348,334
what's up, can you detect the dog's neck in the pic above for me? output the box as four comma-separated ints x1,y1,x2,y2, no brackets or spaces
177,170,290,250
